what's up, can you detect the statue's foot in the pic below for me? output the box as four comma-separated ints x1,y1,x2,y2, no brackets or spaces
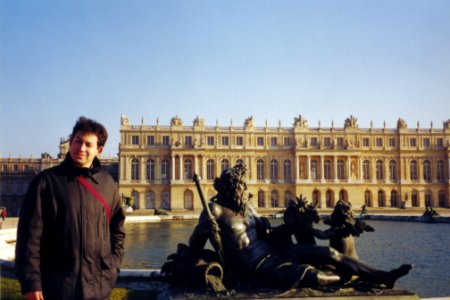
385,264,413,289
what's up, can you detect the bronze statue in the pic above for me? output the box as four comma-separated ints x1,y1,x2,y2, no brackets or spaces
163,163,412,294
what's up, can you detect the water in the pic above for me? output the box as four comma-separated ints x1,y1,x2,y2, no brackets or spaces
122,220,450,298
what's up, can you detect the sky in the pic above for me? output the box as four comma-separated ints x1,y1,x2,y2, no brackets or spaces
1,0,450,158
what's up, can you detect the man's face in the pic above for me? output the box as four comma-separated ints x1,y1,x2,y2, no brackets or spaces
69,131,103,168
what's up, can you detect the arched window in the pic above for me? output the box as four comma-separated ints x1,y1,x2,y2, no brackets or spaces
271,190,279,207
258,190,266,207
376,160,384,180
337,160,345,180
326,190,334,208
410,160,418,180
146,159,155,181
411,190,419,207
184,159,193,180
389,160,397,181
131,159,140,180
339,189,347,202
378,190,385,207
423,160,431,181
257,159,265,180
131,191,140,209
284,160,292,182
311,160,318,180
145,191,155,209
425,191,433,207
364,190,372,207
438,190,446,207
363,160,371,180
161,159,170,182
270,159,278,181
221,159,229,172
324,160,332,179
390,190,398,207
207,159,215,180
312,190,320,206
184,190,194,210
284,190,292,207
437,160,445,181
161,191,170,209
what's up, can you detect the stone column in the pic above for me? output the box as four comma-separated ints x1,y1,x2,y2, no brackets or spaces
334,156,338,182
295,155,300,180
171,155,176,180
320,155,324,182
347,156,351,181
307,155,311,180
179,155,184,180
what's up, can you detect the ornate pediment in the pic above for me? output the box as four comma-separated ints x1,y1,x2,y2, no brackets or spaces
344,115,358,129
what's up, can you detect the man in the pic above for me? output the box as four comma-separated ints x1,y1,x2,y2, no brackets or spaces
189,163,411,290
15,117,126,300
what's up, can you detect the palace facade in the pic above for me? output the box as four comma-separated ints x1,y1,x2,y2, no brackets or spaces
118,115,450,213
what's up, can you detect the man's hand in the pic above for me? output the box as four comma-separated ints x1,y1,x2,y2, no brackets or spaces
25,291,44,300
203,219,220,236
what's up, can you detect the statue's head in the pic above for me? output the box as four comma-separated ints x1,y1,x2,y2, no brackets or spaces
213,163,248,212
330,200,354,226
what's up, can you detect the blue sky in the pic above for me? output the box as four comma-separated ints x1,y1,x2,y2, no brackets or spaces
1,0,450,158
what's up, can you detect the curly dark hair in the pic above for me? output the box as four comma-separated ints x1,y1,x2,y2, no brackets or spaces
70,116,108,147
213,163,248,211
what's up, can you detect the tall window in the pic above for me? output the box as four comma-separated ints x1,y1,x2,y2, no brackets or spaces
337,160,345,180
423,160,431,181
270,159,278,181
131,135,139,145
161,191,170,209
411,191,419,207
410,160,418,180
257,159,265,180
147,136,155,145
283,160,292,182
162,135,170,145
184,159,193,180
271,190,279,207
390,190,398,207
146,159,155,181
222,136,229,146
145,192,156,209
185,136,193,146
324,137,331,147
324,160,332,179
207,136,214,146
270,137,277,147
363,160,371,180
312,190,320,205
389,160,397,181
425,191,432,207
410,138,417,147
311,160,318,180
326,190,334,208
207,159,215,180
131,159,139,180
184,190,194,210
437,160,445,181
364,191,372,207
284,191,292,207
258,190,266,207
283,137,291,146
257,137,264,146
236,136,244,146
161,159,170,181
378,190,385,207
221,159,229,172
376,160,384,180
